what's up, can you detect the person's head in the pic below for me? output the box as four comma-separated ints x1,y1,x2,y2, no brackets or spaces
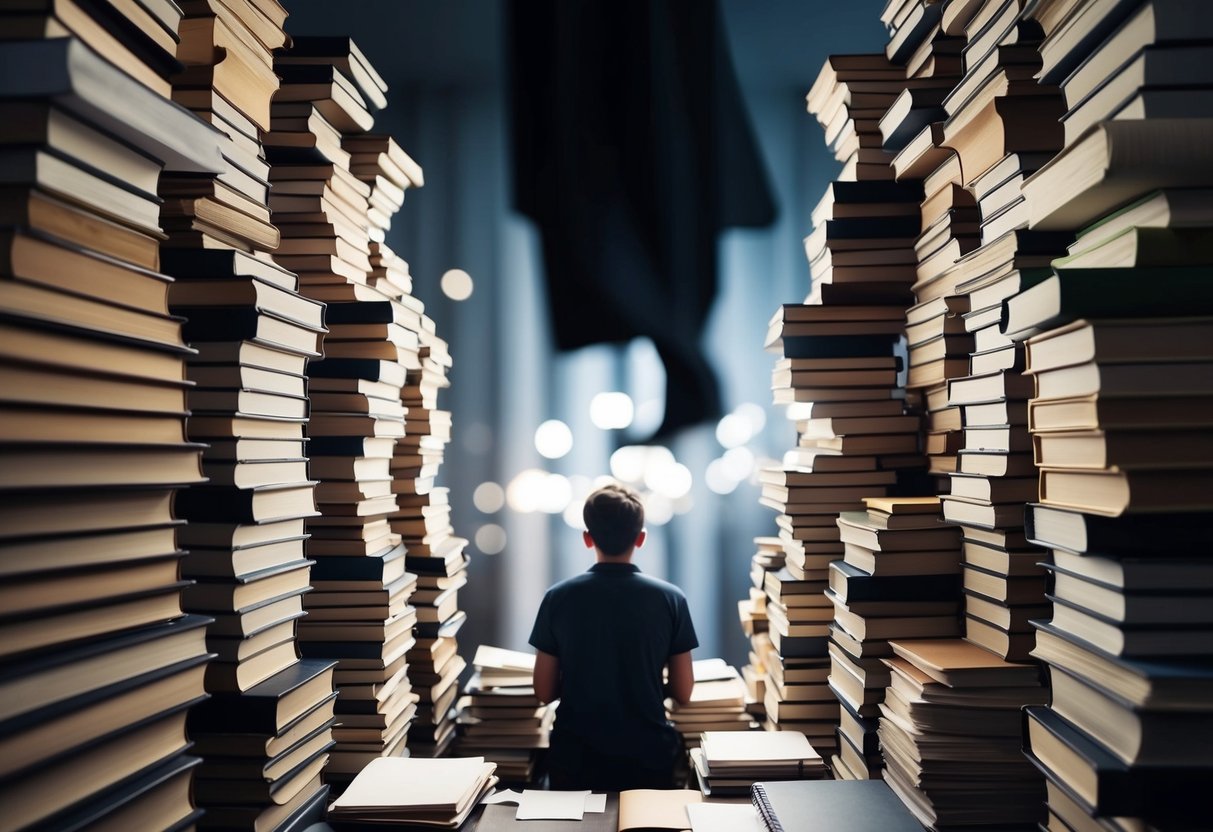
582,483,646,558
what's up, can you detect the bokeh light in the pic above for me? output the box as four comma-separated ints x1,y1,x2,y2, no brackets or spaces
534,419,573,459
440,268,474,301
590,392,635,430
475,523,506,555
472,481,505,513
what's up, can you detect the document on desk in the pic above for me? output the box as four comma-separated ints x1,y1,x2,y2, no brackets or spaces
686,802,765,832
516,790,591,820
482,790,608,816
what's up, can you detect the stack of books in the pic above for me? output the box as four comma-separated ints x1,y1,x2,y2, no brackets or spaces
161,1,337,826
828,496,961,780
453,645,553,785
879,639,1047,829
737,537,784,727
0,2,229,826
327,755,498,829
187,659,337,830
689,730,826,798
1021,0,1213,233
265,38,431,784
737,47,938,765
1003,5,1213,825
902,1,1063,665
395,350,466,761
401,487,469,758
666,659,755,748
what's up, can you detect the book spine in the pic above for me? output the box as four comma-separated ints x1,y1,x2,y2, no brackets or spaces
750,783,786,832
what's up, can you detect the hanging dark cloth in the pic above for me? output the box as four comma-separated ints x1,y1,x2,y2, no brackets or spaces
508,0,776,439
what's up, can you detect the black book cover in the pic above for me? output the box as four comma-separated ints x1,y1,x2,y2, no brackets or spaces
308,358,406,384
1026,503,1213,554
306,435,382,456
299,640,404,660
175,483,319,523
188,659,336,734
159,249,295,282
826,215,922,240
322,301,396,325
827,180,924,205
752,779,923,832
781,334,900,359
310,544,405,581
831,561,961,602
273,63,348,86
263,145,330,165
775,634,830,660
181,306,325,338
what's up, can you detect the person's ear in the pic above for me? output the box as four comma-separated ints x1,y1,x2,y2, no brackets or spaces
582,530,595,549
634,529,647,549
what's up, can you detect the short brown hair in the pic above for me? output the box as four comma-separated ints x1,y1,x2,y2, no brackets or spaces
583,483,645,556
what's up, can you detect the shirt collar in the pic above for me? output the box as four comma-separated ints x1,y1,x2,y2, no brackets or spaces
589,562,640,574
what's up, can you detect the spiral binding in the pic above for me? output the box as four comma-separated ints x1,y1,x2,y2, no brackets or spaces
751,782,786,832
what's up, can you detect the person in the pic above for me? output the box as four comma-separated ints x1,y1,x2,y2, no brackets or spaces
528,482,698,791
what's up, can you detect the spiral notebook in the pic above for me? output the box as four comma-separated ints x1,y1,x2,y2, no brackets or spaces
750,780,924,832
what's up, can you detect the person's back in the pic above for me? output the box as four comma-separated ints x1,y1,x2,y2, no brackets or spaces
529,483,697,791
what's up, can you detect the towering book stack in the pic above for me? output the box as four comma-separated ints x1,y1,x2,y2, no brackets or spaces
882,2,971,486
1003,3,1213,826
847,2,1068,827
160,2,336,828
265,37,431,783
828,497,962,781
743,46,934,767
912,1,1063,667
395,355,466,760
453,646,553,785
666,659,755,748
879,639,1047,829
0,14,223,826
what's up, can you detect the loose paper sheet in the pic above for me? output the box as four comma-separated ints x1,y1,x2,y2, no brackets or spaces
481,790,607,814
583,793,607,813
516,789,591,820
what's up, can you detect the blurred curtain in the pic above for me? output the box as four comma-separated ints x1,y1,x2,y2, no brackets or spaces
508,0,776,439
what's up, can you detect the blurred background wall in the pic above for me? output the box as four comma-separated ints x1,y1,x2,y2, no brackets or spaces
285,0,886,666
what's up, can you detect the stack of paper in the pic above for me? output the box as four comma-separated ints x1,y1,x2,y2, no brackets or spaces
689,729,826,796
327,756,497,827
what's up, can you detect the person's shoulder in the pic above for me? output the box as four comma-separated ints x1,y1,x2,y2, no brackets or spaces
635,572,688,600
543,571,595,598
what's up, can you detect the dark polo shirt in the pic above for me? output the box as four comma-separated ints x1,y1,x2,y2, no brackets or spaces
529,561,698,761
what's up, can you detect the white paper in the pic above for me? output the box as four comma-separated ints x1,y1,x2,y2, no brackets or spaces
515,789,590,820
480,789,523,805
686,802,766,832
584,793,607,813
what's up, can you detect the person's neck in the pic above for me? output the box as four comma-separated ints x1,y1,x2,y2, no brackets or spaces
595,550,635,565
